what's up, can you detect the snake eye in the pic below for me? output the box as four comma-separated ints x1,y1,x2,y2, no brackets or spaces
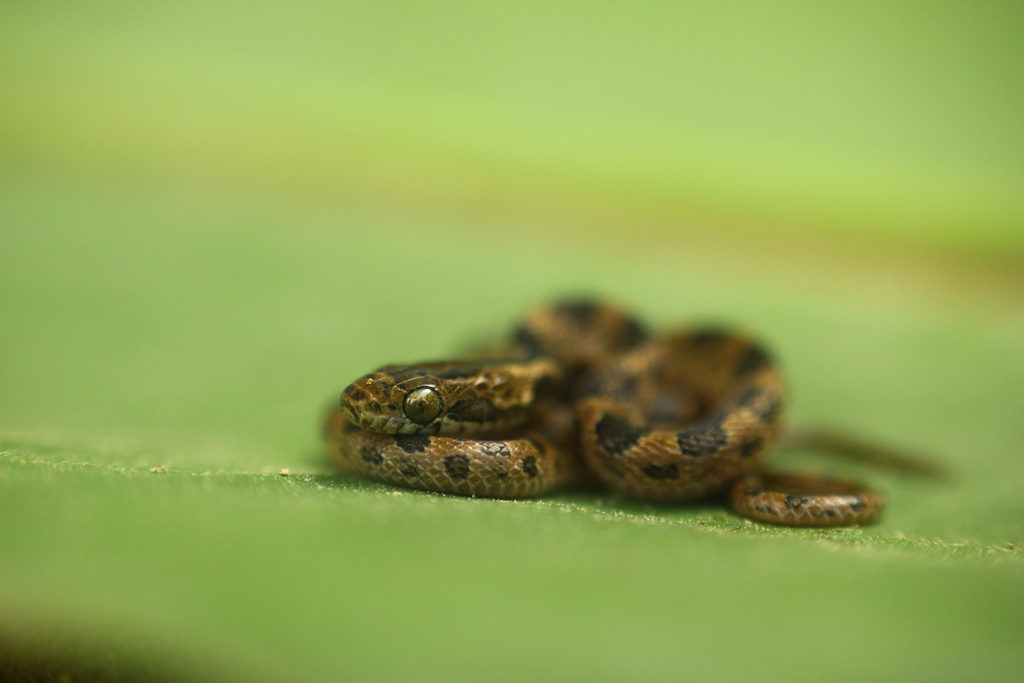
402,385,443,424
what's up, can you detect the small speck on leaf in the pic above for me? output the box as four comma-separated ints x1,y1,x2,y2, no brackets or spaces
149,466,168,474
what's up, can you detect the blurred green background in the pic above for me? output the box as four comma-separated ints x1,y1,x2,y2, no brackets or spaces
2,2,1022,681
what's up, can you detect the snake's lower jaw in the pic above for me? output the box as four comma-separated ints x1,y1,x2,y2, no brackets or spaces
341,399,408,434
340,398,382,432
339,398,358,424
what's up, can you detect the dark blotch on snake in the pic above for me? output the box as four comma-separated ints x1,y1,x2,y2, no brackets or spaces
735,347,771,377
554,300,600,325
642,463,679,480
690,329,731,345
397,456,420,478
532,374,559,400
784,495,812,509
676,414,728,457
522,455,538,477
621,318,649,348
443,454,470,480
393,434,431,453
526,437,547,454
447,398,496,423
513,326,545,358
480,441,512,458
436,365,480,380
359,444,383,466
740,436,764,458
595,414,648,455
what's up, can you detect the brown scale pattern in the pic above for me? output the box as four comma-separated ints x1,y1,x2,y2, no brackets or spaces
729,473,886,526
325,409,581,497
327,301,884,526
574,333,785,502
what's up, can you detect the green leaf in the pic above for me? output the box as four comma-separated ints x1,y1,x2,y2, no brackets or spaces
2,2,1022,681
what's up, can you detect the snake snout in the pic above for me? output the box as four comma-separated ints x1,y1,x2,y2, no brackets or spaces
339,388,367,426
339,395,356,421
340,387,398,433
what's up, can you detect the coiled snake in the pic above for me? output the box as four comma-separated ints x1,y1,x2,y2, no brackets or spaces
324,301,884,526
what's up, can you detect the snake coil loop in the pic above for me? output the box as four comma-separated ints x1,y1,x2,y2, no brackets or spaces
325,300,884,526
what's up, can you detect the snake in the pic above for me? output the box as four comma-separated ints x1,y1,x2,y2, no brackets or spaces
324,301,884,526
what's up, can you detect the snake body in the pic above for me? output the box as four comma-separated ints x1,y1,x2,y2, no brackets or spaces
325,301,884,526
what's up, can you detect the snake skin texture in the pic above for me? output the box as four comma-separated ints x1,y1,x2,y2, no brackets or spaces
325,301,884,526
729,473,885,526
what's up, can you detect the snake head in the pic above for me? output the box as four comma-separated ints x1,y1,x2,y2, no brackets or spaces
341,361,489,435
340,359,556,435
340,368,443,435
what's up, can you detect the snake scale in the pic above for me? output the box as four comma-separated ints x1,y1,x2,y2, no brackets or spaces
324,301,884,526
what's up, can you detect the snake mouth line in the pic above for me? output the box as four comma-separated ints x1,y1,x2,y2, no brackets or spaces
340,399,397,434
